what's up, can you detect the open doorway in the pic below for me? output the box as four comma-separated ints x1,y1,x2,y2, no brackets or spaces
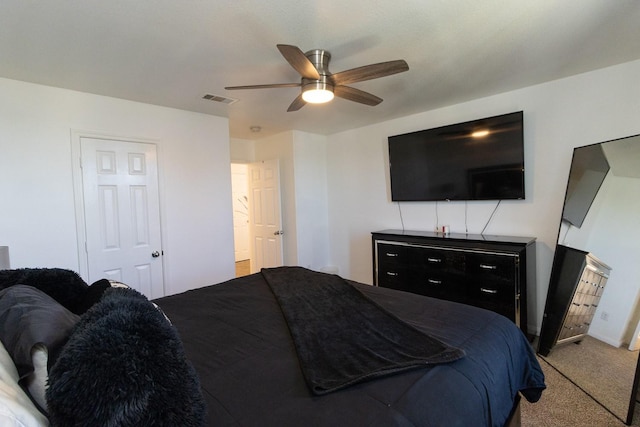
231,159,285,277
231,163,250,277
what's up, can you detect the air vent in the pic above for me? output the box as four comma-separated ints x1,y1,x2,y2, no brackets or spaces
202,94,238,105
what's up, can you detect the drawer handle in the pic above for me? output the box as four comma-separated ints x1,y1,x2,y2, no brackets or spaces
386,272,398,276
427,257,442,263
480,287,498,294
386,253,399,257
479,264,497,270
427,279,442,285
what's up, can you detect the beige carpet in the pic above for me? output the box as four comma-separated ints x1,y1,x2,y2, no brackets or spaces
541,336,638,422
521,356,636,426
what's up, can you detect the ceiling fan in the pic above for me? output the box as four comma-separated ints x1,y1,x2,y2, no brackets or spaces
224,44,409,112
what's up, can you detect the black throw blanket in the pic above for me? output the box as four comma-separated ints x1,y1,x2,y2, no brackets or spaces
261,266,465,395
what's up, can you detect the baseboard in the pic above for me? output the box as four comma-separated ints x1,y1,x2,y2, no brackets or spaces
587,331,622,348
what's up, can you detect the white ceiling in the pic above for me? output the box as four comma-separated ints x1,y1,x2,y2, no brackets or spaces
1,1,639,140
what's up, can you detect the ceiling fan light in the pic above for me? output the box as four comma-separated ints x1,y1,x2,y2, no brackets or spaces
301,81,334,104
302,88,334,104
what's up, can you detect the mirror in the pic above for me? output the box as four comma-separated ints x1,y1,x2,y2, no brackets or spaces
538,134,640,424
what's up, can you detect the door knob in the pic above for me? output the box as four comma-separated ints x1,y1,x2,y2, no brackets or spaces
273,230,284,236
151,251,160,258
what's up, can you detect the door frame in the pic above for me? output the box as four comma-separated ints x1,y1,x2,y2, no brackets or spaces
70,129,166,283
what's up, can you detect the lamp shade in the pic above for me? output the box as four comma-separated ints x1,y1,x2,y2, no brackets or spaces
0,246,10,269
302,88,334,103
301,80,334,104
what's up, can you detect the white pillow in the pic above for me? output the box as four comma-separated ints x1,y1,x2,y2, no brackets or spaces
108,280,130,289
0,340,49,427
23,344,48,413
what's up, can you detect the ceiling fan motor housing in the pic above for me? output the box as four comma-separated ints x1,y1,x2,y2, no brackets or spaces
301,78,334,93
304,49,332,76
301,49,334,101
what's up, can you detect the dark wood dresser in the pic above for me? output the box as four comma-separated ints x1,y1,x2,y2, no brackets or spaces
372,229,536,335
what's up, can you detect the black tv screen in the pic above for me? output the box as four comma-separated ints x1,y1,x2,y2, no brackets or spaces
388,111,525,202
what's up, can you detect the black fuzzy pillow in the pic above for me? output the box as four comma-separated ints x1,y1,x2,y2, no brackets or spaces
46,287,206,426
0,268,88,313
72,278,111,314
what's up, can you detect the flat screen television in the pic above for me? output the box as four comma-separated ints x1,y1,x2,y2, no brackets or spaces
388,111,525,202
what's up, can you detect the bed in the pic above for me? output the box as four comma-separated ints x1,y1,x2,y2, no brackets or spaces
0,266,545,426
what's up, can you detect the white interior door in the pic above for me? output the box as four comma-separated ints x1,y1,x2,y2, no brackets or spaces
248,159,283,273
80,137,164,298
231,163,250,261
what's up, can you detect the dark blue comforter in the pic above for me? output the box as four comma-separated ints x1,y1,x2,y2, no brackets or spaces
156,269,545,427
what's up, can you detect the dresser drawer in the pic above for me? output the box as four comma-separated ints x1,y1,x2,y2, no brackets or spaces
376,243,410,269
412,246,466,275
466,253,517,283
467,282,518,321
377,267,411,291
411,272,465,301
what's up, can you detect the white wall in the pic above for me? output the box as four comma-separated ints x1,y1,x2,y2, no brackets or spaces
230,137,255,163
0,77,236,296
292,131,330,271
325,59,640,334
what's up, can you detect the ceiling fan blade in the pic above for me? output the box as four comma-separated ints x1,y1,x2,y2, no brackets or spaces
334,86,382,106
287,94,306,112
225,83,301,90
331,60,409,85
277,44,321,80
